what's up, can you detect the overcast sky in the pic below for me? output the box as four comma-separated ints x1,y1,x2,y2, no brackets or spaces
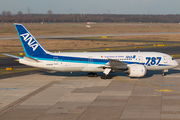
1,0,180,14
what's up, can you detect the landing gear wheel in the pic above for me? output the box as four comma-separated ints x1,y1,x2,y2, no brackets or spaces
101,75,112,79
87,73,93,77
162,69,168,76
162,72,166,76
93,73,98,77
101,75,107,79
87,72,98,77
107,75,112,79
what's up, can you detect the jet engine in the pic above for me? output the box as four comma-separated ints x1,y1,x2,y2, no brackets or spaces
126,64,147,77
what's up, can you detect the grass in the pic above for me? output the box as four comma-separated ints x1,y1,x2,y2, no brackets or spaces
1,39,180,55
0,68,40,75
1,23,180,37
59,43,180,52
172,54,180,59
0,38,149,53
1,23,180,54
109,34,180,42
1,34,180,53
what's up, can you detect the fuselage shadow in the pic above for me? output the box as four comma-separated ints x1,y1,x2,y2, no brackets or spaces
40,69,180,78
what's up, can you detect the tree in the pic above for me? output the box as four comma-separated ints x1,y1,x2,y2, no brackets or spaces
47,10,53,15
6,11,11,16
2,11,6,16
1,11,11,16
17,11,23,16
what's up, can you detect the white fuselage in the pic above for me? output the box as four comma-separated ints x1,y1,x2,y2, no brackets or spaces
19,51,179,73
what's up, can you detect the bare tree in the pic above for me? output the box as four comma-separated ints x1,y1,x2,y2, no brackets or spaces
6,11,11,16
47,10,53,15
17,11,23,16
2,11,6,16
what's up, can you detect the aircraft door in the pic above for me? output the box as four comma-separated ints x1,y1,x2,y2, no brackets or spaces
88,56,93,64
138,56,143,63
53,57,59,65
163,56,168,63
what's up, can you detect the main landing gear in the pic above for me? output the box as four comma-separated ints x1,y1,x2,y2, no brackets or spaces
87,72,112,79
87,72,98,77
101,68,112,79
101,74,112,79
88,68,113,79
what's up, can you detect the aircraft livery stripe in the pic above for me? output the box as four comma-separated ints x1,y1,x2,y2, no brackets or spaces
28,54,171,66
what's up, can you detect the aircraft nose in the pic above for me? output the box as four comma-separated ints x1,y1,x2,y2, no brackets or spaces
174,60,179,67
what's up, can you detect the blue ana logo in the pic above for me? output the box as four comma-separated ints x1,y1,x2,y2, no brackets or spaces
20,33,39,51
126,55,136,59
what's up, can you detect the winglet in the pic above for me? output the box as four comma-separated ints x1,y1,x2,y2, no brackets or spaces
14,23,47,56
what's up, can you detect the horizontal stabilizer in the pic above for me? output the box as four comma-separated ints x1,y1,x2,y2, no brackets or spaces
1,53,21,59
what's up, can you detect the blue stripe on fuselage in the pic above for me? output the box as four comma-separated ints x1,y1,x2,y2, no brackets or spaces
28,54,144,65
30,54,109,65
29,54,170,66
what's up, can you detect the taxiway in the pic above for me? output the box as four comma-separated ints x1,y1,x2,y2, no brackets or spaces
0,60,180,120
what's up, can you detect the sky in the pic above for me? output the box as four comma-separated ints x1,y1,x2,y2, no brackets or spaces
1,0,180,15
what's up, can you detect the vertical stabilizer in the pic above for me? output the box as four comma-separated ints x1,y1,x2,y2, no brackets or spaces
14,23,47,56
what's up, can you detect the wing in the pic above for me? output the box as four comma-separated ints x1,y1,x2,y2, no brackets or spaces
106,59,128,70
99,59,128,70
98,59,128,75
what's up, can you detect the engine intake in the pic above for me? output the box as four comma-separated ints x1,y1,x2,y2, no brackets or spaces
126,64,147,77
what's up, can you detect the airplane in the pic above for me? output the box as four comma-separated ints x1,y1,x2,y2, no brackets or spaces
2,23,179,79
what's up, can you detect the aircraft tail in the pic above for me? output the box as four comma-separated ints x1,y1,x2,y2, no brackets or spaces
14,23,47,56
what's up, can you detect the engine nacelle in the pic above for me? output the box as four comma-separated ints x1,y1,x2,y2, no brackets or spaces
126,64,147,77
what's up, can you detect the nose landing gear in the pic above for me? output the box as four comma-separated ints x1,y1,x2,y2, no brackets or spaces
162,69,168,76
162,72,166,76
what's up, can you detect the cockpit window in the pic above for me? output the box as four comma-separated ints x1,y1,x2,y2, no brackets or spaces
172,57,175,60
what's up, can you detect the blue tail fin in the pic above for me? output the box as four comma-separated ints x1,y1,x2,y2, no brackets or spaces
14,23,47,56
